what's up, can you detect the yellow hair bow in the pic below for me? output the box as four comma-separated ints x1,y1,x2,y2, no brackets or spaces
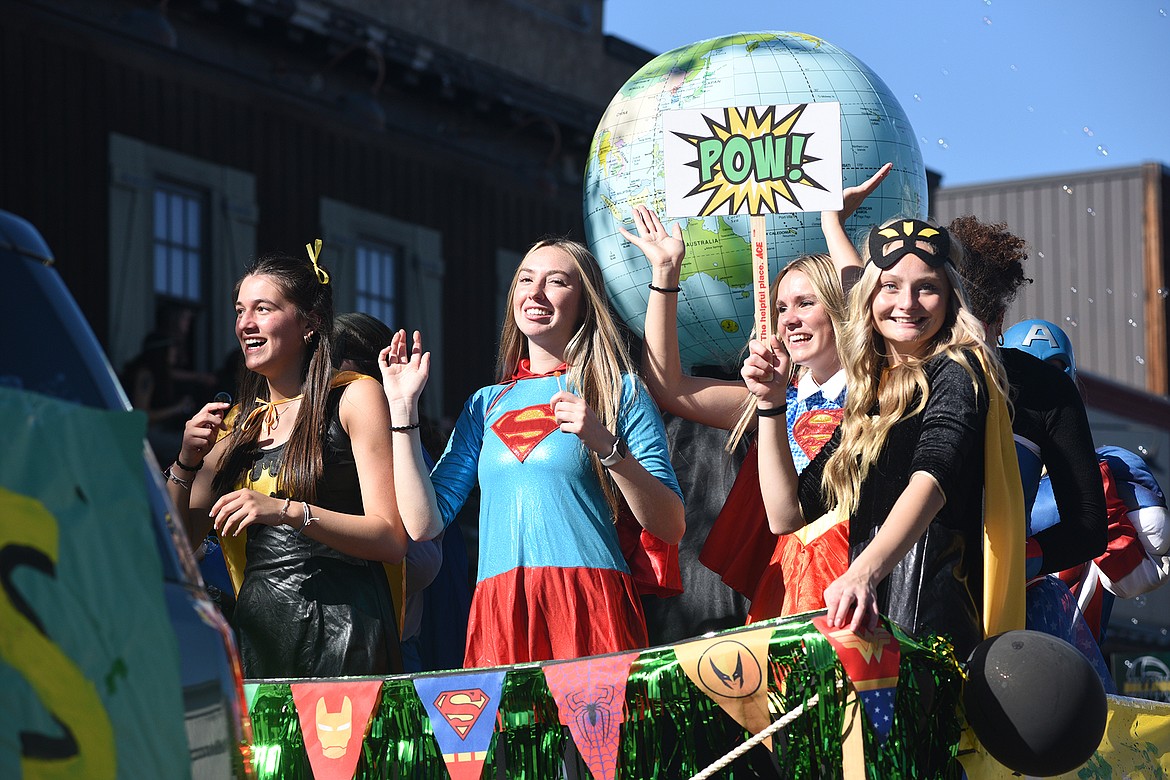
305,239,330,285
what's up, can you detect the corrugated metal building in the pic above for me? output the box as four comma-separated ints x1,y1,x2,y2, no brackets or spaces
934,163,1169,394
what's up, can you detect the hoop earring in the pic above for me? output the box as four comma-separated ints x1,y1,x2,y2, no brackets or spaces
997,333,1005,346
304,333,313,345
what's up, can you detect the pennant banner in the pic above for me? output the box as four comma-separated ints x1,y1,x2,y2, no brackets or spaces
291,679,383,780
673,625,776,748
544,652,639,780
242,614,1170,778
244,682,261,715
812,615,901,744
414,670,506,780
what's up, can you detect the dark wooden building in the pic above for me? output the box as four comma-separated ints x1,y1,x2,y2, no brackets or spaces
1,0,651,421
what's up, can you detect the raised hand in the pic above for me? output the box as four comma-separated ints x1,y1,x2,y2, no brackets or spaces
378,329,430,408
178,400,231,466
741,336,792,409
618,204,685,279
839,162,893,221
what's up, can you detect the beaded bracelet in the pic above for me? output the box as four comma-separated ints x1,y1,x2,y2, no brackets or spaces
647,283,682,294
390,422,421,432
756,405,787,417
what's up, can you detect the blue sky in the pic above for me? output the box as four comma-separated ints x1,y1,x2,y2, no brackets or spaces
603,1,1167,187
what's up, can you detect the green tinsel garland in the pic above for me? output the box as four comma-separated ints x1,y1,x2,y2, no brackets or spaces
245,613,965,779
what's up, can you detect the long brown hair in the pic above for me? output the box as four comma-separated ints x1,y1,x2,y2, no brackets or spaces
496,238,636,520
213,252,336,502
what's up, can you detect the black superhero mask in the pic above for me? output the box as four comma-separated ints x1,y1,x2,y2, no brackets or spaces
867,220,951,269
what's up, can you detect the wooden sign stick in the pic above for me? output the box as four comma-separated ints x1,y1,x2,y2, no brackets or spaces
750,214,770,342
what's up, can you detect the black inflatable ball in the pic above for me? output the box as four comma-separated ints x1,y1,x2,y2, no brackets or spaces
964,630,1107,776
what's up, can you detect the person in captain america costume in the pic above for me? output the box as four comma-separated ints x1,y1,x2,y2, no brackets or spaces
1005,319,1170,653
379,238,685,667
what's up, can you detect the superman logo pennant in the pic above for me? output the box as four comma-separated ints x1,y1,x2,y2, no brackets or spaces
543,652,639,780
674,626,776,748
811,615,901,744
291,679,384,780
414,670,506,780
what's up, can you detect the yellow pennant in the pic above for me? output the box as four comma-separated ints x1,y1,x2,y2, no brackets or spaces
673,625,775,748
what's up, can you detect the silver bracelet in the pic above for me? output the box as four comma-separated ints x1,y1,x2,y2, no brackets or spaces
162,465,192,491
297,501,318,537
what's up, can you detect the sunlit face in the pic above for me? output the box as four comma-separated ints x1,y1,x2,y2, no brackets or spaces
235,274,310,380
512,245,583,352
871,254,951,361
774,269,840,382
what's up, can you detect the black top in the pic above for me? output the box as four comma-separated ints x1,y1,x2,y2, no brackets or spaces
1001,348,1107,572
801,352,989,658
234,386,401,678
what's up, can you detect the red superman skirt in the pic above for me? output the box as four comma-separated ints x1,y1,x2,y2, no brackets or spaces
700,444,850,622
464,565,648,668
745,510,850,623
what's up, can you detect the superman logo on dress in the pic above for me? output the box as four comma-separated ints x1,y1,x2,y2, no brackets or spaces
792,408,844,461
491,404,559,462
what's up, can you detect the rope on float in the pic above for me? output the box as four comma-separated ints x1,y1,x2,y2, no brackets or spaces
686,692,821,780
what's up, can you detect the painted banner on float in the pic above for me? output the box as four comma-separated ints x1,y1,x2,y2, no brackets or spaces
0,388,187,779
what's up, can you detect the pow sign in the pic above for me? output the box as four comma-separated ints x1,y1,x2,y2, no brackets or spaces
662,102,842,218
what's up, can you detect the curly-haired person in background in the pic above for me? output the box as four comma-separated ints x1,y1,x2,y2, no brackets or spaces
949,215,1109,683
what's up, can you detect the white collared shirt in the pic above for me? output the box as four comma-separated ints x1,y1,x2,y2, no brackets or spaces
795,368,847,405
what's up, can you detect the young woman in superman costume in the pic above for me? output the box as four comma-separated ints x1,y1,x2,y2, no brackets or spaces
380,239,686,667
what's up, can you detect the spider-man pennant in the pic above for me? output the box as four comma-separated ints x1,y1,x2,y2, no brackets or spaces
291,679,383,780
674,626,776,749
811,615,901,744
414,671,506,780
543,652,640,780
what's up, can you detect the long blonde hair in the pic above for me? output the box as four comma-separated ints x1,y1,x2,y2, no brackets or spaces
496,238,636,518
821,221,1008,516
727,253,847,451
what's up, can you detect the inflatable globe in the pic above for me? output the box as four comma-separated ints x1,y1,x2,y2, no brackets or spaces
584,32,927,370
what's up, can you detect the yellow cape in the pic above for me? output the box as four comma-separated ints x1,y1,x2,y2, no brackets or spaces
979,355,1026,637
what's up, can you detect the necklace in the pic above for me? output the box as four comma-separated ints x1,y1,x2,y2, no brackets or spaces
242,394,304,434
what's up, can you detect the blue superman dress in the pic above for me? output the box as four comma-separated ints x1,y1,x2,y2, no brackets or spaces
429,370,683,667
